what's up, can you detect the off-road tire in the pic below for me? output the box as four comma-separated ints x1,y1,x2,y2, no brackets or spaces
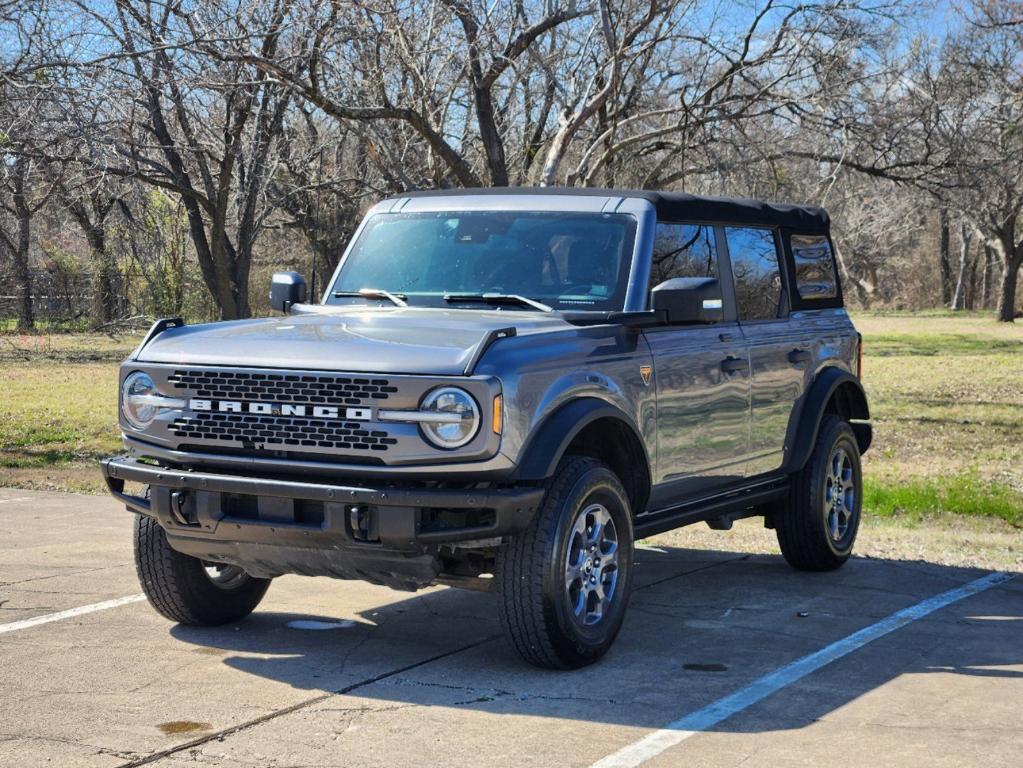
776,415,862,571
133,514,271,625
496,456,634,669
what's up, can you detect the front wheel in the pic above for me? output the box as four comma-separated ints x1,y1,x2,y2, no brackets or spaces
776,415,862,571
496,457,634,669
133,514,271,625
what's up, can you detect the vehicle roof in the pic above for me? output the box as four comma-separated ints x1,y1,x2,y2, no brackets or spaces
398,187,830,235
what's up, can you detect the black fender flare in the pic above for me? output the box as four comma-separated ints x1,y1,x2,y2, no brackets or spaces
510,397,651,483
784,366,871,473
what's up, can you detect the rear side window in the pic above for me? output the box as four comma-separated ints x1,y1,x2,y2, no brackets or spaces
649,223,718,293
725,227,783,321
790,234,838,300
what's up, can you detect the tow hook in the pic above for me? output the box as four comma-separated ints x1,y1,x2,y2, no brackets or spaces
169,490,191,526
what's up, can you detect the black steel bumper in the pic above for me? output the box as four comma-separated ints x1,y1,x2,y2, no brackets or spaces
101,456,544,588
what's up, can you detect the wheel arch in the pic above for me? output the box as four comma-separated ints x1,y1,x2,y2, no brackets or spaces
784,366,871,473
511,398,652,516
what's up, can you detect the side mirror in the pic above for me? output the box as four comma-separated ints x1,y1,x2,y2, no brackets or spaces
651,277,723,324
270,271,307,313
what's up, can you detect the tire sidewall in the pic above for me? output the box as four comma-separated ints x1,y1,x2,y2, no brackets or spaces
134,514,270,625
541,464,634,661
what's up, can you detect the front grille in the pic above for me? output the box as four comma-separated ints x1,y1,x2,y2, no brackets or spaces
165,368,404,453
169,412,399,452
148,365,499,464
167,369,397,406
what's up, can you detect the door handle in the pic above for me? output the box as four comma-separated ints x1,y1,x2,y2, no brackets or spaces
788,348,811,365
720,357,746,374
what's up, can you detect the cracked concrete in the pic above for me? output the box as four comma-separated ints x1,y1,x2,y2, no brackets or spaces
1,488,1020,768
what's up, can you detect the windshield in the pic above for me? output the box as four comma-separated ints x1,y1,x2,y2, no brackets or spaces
327,211,636,311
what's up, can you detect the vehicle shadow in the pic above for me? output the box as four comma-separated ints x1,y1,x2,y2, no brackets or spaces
168,545,1021,734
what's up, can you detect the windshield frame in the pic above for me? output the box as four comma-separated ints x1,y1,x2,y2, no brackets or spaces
321,195,657,314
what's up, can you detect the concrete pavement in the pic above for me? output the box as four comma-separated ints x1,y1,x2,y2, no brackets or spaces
1,487,1020,767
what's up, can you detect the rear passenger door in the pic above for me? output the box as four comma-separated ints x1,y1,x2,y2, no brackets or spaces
722,227,806,476
643,222,751,498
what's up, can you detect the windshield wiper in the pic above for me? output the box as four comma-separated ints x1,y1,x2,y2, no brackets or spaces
333,288,407,307
443,293,553,312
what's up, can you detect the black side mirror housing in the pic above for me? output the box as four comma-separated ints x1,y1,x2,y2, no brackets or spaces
270,271,307,313
651,277,723,324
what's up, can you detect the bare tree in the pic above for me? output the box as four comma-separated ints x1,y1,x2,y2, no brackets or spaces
961,4,1023,320
3,0,1021,326
0,60,64,330
43,0,300,319
63,182,121,325
951,221,972,310
0,155,46,329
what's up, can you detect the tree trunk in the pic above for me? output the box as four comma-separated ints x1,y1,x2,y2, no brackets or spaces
67,196,118,327
834,244,872,307
13,215,33,331
12,158,34,331
996,257,1019,322
233,240,252,319
84,226,117,326
938,207,952,306
474,86,508,187
952,223,971,310
981,244,995,309
965,246,979,310
995,219,1021,323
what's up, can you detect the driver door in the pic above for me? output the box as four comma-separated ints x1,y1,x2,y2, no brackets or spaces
642,222,751,502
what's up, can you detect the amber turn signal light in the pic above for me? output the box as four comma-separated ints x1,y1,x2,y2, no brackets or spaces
492,395,503,434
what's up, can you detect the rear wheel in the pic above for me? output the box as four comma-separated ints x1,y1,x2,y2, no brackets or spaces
776,415,862,571
496,457,634,669
133,514,271,625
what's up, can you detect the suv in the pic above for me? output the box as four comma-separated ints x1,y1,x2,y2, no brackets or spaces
102,188,871,669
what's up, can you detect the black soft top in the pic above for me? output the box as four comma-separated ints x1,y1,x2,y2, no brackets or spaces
400,187,830,235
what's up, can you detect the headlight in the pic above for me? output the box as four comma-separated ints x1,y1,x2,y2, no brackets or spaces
120,371,162,430
419,387,480,449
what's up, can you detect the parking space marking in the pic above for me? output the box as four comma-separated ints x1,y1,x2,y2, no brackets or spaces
591,571,1015,768
0,496,33,505
0,594,146,635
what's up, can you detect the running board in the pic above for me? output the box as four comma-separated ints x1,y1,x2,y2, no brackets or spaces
634,477,789,539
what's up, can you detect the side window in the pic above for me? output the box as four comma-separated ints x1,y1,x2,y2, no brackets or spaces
790,234,838,300
725,227,783,321
649,223,718,294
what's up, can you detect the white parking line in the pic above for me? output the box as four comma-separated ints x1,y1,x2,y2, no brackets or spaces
0,497,33,505
0,594,146,636
591,571,1015,768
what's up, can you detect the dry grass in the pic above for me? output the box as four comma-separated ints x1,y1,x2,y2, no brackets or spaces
0,331,142,363
653,513,1022,573
854,313,1023,506
0,332,141,492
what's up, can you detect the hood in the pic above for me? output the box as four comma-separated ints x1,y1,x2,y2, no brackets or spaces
134,306,577,375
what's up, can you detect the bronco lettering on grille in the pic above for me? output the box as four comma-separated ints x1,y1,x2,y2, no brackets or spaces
188,399,372,421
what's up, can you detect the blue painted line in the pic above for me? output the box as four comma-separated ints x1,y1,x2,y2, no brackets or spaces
592,571,1015,768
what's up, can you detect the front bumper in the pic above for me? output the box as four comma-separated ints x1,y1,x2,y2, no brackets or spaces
101,456,543,589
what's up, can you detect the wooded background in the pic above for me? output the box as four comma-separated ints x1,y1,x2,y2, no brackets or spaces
1,0,1021,328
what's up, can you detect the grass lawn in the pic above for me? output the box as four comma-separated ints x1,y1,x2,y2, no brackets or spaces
855,314,1023,527
0,314,1021,537
0,333,139,493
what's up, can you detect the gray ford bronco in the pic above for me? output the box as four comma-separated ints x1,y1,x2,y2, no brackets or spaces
102,188,871,669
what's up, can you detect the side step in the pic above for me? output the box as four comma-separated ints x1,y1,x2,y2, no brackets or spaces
634,477,788,539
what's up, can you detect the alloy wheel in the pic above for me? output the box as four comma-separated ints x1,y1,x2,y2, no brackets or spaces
564,502,620,626
824,446,856,544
